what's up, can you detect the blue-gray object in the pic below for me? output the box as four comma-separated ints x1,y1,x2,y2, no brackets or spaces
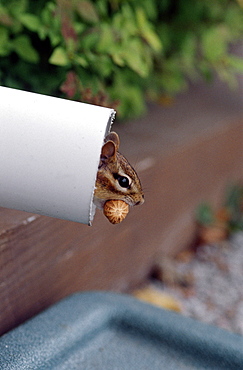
0,292,243,369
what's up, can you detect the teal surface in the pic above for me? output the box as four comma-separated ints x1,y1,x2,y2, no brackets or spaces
0,292,243,369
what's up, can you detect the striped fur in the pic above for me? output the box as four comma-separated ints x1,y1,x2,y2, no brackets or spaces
94,133,144,209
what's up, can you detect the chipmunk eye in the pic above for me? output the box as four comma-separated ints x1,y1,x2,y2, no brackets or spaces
117,175,130,188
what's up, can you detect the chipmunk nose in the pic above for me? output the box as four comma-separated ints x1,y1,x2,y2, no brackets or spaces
135,196,144,206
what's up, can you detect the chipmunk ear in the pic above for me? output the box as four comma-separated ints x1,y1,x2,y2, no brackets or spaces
101,140,117,160
104,131,120,150
101,131,119,161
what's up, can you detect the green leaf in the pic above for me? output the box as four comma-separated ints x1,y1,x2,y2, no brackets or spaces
109,71,146,119
0,27,10,56
224,184,243,213
73,54,88,67
159,59,187,93
110,45,125,67
123,45,150,77
196,203,215,225
216,65,238,89
114,84,146,119
141,1,157,20
198,61,214,82
39,2,60,44
92,55,113,77
76,1,99,24
227,55,243,73
49,46,70,66
110,37,151,77
73,22,86,35
144,30,162,53
136,8,162,52
11,35,39,63
18,13,41,32
97,24,114,53
81,31,99,50
0,5,14,27
201,26,228,62
41,1,57,25
7,0,28,17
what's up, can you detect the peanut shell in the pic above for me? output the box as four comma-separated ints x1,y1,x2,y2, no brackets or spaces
103,200,129,224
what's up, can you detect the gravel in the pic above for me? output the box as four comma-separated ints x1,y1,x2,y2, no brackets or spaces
159,232,243,335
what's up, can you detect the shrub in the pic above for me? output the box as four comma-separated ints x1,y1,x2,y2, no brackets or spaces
0,0,243,119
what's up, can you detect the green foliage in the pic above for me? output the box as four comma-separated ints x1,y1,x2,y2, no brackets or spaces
196,183,243,232
196,203,215,225
0,0,243,118
224,184,243,231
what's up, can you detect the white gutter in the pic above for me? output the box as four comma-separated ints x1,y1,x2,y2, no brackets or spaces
0,87,115,225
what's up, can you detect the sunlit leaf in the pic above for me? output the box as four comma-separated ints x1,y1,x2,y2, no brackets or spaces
73,54,88,67
49,46,70,66
18,14,41,32
201,26,228,62
123,45,150,77
136,8,162,52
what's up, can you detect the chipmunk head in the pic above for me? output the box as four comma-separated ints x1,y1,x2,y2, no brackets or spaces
93,132,144,209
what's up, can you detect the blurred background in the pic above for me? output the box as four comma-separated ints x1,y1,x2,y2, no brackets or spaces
0,0,243,336
0,0,243,119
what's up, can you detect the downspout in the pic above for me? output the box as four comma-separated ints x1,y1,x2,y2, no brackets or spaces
0,87,115,225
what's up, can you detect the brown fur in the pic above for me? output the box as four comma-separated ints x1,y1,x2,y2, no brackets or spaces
93,132,144,209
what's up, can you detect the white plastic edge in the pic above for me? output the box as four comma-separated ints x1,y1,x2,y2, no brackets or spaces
0,87,115,225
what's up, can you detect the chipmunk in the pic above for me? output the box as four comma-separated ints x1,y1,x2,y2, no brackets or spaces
93,131,144,210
